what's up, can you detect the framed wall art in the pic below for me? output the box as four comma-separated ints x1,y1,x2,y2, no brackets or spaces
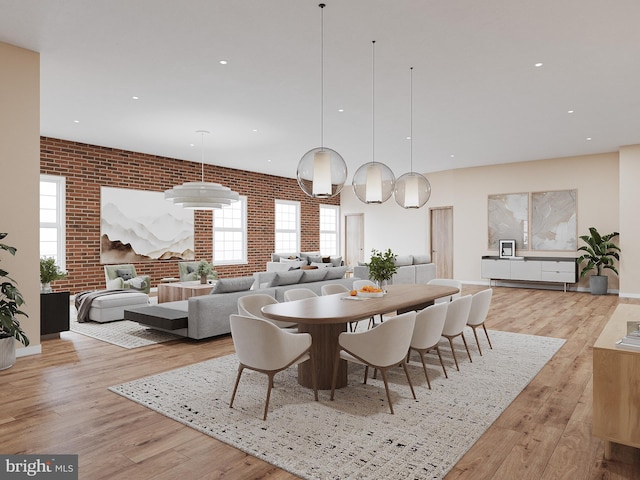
531,189,577,251
488,193,529,250
499,239,516,258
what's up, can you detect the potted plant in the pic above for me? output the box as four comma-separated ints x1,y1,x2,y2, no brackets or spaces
366,248,397,291
39,256,67,293
576,227,620,295
196,260,217,284
1,233,29,370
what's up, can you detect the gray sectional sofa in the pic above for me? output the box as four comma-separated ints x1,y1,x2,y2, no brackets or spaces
353,254,436,285
132,267,355,340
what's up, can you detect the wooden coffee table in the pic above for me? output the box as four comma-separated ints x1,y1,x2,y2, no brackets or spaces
157,281,215,303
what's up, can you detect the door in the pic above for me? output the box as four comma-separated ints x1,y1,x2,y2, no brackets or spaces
430,207,453,278
344,213,364,267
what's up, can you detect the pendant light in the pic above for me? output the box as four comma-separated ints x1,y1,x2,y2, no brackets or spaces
297,3,347,199
352,41,396,204
394,67,431,209
165,130,240,209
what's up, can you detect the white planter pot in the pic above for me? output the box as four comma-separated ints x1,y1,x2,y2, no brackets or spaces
0,336,16,370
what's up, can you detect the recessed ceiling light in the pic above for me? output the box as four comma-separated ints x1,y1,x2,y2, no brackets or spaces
189,143,195,147
73,120,80,123
567,110,574,114
535,62,543,67
450,154,455,158
252,129,258,132
338,108,344,113
267,159,272,163
406,136,411,140
132,96,139,100
219,60,228,65
586,137,592,141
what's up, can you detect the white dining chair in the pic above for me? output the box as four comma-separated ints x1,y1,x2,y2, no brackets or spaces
427,278,462,303
330,310,417,414
467,288,493,355
229,314,318,420
352,279,384,328
408,302,449,389
237,294,297,330
321,284,359,332
441,294,473,371
283,288,318,302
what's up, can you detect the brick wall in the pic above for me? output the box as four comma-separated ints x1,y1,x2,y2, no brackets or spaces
40,137,339,294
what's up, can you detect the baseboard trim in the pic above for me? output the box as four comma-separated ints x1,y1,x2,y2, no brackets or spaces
16,344,42,358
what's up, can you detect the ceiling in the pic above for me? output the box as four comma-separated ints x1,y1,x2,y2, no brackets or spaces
2,0,640,183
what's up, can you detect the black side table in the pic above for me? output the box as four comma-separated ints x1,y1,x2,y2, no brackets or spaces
41,291,70,337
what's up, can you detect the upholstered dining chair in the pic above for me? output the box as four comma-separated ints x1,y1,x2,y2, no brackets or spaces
441,294,473,371
321,283,358,332
330,310,417,414
352,279,384,328
427,278,462,303
283,288,317,302
229,314,318,420
407,302,449,389
237,294,297,330
466,288,493,355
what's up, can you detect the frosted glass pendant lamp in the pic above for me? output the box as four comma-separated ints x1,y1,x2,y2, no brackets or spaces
296,3,347,199
394,67,431,209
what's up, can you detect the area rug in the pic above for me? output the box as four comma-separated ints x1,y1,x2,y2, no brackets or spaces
69,306,183,349
109,330,564,478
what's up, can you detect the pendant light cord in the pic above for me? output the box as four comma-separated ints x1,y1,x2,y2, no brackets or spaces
196,130,210,182
319,3,325,149
410,67,414,174
372,40,376,164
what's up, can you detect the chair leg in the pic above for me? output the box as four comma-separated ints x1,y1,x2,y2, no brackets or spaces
435,345,448,379
446,336,460,371
263,372,275,420
365,366,370,384
309,350,319,402
418,351,431,389
229,365,244,409
330,350,342,401
379,368,394,415
461,332,473,363
471,326,483,355
401,361,417,400
483,324,493,349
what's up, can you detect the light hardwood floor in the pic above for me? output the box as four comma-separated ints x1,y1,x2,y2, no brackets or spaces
1,286,639,479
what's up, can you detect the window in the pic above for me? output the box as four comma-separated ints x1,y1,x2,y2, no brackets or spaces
275,200,300,253
213,196,247,265
320,205,339,256
40,175,66,269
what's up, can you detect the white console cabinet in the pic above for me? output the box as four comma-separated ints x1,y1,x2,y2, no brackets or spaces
481,256,577,291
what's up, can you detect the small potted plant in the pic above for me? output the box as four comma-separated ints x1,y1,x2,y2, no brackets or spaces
196,260,217,284
366,248,397,291
1,233,29,370
40,256,67,293
576,227,620,295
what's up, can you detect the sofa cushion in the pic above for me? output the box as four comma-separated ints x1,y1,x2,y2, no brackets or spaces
300,268,328,283
271,270,304,286
325,266,348,280
394,255,413,267
300,251,321,265
279,258,305,270
330,256,343,267
412,254,431,265
211,276,255,294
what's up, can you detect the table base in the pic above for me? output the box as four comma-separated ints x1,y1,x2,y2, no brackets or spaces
298,322,347,390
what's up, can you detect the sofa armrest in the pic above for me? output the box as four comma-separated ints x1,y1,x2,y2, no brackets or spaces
106,277,124,290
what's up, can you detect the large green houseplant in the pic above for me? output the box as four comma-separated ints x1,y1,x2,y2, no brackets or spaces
1,233,30,370
366,248,397,290
576,227,620,295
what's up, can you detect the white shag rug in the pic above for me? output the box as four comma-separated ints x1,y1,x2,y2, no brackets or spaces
109,330,565,479
69,306,183,349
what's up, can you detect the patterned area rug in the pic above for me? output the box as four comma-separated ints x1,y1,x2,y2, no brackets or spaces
69,306,183,349
109,330,564,479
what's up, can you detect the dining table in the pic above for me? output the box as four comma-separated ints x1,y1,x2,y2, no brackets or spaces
261,283,460,390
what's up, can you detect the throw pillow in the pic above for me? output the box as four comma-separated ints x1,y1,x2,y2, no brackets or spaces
187,265,196,273
330,256,342,267
394,255,414,267
308,255,323,264
412,254,431,264
279,258,305,270
322,256,331,263
310,262,331,269
116,269,133,281
210,276,255,294
271,270,304,286
325,265,348,280
300,268,328,283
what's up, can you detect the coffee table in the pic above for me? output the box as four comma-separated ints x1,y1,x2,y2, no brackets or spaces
157,281,215,303
124,305,188,331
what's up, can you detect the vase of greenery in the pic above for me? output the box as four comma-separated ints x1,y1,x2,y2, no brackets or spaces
366,248,397,291
1,233,30,370
39,256,67,293
196,260,217,284
576,227,620,295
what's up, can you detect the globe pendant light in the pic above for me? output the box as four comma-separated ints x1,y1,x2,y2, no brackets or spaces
297,3,347,199
165,130,240,210
352,41,395,204
394,67,431,209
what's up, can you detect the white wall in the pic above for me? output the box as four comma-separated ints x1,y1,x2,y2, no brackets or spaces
619,145,640,298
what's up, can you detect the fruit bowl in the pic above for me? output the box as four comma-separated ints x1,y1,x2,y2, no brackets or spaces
357,291,385,298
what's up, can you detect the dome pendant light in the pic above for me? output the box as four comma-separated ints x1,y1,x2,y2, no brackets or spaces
352,40,395,204
165,130,240,210
394,67,431,209
297,3,347,199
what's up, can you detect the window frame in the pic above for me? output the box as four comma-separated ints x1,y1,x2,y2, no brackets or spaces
319,204,340,256
274,199,301,254
212,195,248,266
39,174,66,270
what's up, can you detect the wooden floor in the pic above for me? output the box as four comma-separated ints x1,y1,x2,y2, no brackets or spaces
2,286,640,479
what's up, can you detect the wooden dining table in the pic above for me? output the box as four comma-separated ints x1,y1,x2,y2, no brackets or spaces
261,283,459,390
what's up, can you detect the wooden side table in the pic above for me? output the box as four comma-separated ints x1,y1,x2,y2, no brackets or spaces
157,282,215,303
41,291,70,337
